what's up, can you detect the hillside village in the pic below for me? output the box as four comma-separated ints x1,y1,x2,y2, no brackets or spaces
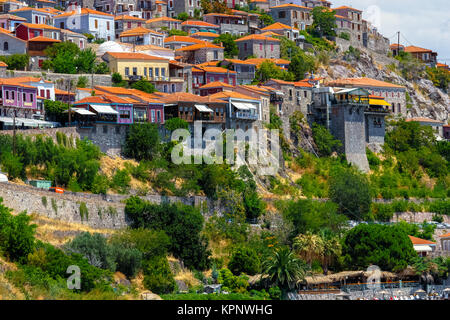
0,0,449,302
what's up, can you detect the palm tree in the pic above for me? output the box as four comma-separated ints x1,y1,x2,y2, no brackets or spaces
262,247,309,296
319,229,342,275
293,231,324,266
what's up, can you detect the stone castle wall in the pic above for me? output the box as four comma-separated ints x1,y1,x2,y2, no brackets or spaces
3,70,112,89
0,182,217,230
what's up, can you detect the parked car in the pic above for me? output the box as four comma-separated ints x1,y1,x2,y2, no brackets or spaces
49,187,65,194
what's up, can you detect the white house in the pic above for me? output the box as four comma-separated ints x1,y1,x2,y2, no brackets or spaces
53,7,115,41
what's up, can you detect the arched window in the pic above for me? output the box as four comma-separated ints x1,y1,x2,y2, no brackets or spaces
3,41,8,51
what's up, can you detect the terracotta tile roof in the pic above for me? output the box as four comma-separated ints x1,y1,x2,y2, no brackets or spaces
175,42,223,51
390,43,404,49
235,34,280,42
191,32,220,38
325,77,405,89
196,61,220,67
405,117,444,124
19,23,60,30
28,36,61,42
76,88,104,95
404,45,434,54
267,78,295,85
95,86,135,95
294,80,313,88
181,20,220,28
440,233,450,238
104,52,169,61
408,235,436,245
204,13,243,18
0,14,27,21
332,5,363,12
199,81,234,89
0,27,12,34
237,85,271,95
146,17,181,23
261,22,295,31
12,76,52,84
271,3,311,10
260,31,281,37
74,94,131,105
0,61,7,67
119,26,163,37
114,15,146,21
210,91,260,101
164,35,204,44
55,88,75,95
225,58,257,65
10,7,54,14
334,14,350,21
160,92,225,104
0,78,39,88
200,66,236,74
54,8,114,18
245,58,290,67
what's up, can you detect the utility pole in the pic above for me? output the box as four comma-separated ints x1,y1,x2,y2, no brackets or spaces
396,31,400,57
67,79,72,126
12,108,16,156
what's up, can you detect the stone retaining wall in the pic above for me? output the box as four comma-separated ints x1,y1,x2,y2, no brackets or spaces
3,70,112,89
0,182,218,230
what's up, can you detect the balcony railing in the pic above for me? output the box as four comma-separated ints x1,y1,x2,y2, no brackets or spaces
235,112,258,120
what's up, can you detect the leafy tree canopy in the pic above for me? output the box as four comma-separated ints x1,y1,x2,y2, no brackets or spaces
342,223,417,272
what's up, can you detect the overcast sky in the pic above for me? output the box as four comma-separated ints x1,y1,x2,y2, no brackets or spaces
327,0,450,63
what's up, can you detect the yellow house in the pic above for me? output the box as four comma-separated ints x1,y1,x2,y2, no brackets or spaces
102,52,170,81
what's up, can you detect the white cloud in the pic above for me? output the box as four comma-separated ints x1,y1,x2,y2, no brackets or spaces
330,0,450,63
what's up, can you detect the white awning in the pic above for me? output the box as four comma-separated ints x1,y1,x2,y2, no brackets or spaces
73,108,96,116
232,102,250,110
245,103,257,110
195,104,213,113
413,245,433,252
90,104,118,115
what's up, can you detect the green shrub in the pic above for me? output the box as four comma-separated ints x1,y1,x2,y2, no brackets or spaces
143,256,176,294
111,169,131,194
0,200,36,263
125,197,211,270
228,247,260,276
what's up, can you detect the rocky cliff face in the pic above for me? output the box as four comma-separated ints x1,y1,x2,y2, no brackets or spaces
317,50,450,123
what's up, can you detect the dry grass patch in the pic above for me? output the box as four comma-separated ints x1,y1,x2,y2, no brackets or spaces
30,213,116,246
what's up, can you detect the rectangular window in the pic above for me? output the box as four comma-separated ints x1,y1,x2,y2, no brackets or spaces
95,20,98,29
161,68,165,77
125,67,129,75
46,90,50,99
151,109,155,122
40,89,45,97
133,67,137,75
119,110,130,119
23,92,26,102
155,68,159,77
107,21,110,31
157,110,161,122
149,68,153,77
214,50,218,60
